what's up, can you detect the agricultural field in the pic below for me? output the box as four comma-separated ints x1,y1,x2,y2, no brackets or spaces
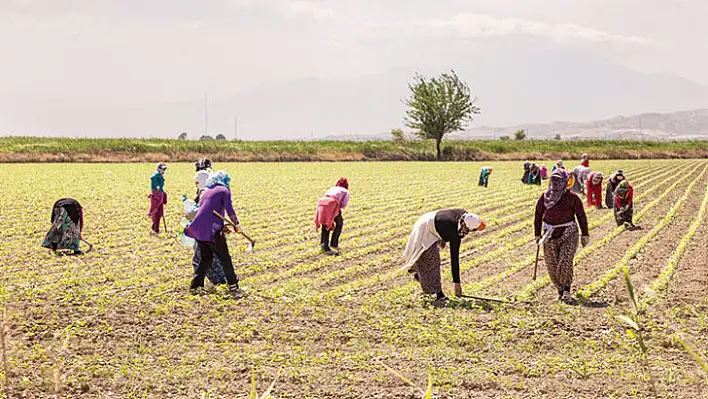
0,159,707,398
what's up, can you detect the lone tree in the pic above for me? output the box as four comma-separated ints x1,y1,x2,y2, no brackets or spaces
499,135,511,141
215,133,227,141
404,70,479,160
514,129,527,140
554,133,562,140
177,132,188,140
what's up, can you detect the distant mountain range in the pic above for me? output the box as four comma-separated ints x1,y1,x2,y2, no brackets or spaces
2,48,708,139
322,108,708,141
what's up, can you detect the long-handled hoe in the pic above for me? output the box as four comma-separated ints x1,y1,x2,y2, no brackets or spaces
212,210,256,252
532,244,541,281
459,294,530,305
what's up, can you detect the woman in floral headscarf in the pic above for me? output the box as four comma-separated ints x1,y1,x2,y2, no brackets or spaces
534,169,590,303
314,178,350,255
614,180,635,229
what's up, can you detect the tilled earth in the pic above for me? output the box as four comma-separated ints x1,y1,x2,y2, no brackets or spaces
1,160,707,398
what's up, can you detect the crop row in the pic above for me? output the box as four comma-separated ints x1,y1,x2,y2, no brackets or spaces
515,162,706,302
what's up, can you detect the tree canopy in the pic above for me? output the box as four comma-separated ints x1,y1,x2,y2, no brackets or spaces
404,70,479,160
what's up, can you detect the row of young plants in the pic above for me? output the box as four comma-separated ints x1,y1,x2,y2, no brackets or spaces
515,162,706,302
462,161,703,298
4,162,678,307
327,163,691,305
20,167,554,300
638,173,708,305
574,165,708,300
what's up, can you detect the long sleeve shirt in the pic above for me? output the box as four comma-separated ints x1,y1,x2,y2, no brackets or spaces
434,208,467,284
185,186,239,243
534,191,589,238
325,186,349,208
150,172,165,192
615,187,634,208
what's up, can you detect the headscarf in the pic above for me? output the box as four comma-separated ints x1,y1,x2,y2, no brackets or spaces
336,177,349,190
156,162,167,175
544,169,569,209
205,170,231,189
611,170,625,184
592,172,604,185
195,158,212,172
541,164,546,168
566,171,576,190
194,170,211,190
556,160,564,168
615,180,632,199
459,213,485,232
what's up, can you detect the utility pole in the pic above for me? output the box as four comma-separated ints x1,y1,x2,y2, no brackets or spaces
204,92,209,136
233,115,238,140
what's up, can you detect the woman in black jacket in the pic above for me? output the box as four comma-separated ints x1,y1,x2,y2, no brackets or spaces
403,209,486,306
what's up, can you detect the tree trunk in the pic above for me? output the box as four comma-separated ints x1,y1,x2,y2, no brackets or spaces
436,138,442,161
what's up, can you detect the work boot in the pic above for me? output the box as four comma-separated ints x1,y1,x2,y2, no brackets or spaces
321,246,339,256
560,291,575,304
431,296,449,308
229,284,246,300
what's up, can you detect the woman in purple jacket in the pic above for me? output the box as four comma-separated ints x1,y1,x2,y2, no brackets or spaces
185,171,245,299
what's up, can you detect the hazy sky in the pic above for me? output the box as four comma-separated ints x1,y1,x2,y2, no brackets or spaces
2,0,706,100
1,0,707,137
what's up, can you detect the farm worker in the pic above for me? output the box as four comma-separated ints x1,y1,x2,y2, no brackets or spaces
581,153,590,168
195,157,212,173
566,170,576,191
527,163,542,185
188,168,226,286
314,178,350,256
540,164,548,180
521,161,531,184
614,180,636,229
551,160,565,172
184,171,245,298
42,198,84,255
586,172,604,208
534,169,590,303
572,165,591,195
605,170,626,209
148,162,168,234
478,166,493,188
402,209,486,307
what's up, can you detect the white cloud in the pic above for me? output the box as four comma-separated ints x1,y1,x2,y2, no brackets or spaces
415,13,653,45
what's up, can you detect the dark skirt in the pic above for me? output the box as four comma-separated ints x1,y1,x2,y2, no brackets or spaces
414,244,442,295
192,245,226,285
614,202,634,226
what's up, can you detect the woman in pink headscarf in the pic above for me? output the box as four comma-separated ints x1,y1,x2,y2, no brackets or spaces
314,178,350,256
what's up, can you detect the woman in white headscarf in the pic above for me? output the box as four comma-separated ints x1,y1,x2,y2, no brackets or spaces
403,209,486,306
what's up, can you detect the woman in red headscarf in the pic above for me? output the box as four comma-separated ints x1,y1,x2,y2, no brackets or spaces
314,178,350,255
